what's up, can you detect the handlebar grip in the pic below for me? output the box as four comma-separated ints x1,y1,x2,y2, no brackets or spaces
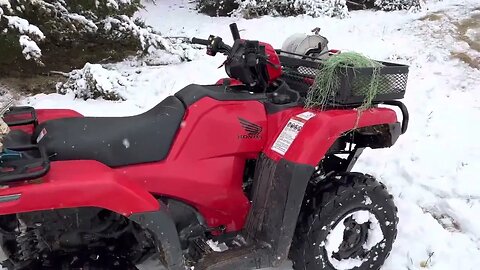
229,23,241,40
191,37,210,46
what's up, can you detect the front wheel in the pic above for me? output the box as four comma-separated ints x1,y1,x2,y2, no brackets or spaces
290,173,398,270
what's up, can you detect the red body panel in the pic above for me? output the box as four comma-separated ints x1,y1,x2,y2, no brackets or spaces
261,42,282,82
0,161,159,216
264,108,398,166
216,78,243,86
116,97,267,231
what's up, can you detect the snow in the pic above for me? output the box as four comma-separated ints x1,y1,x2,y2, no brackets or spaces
3,15,45,39
57,63,132,101
360,213,384,251
363,196,373,205
294,0,349,18
105,0,132,9
0,0,10,11
236,0,349,18
0,12,45,60
324,210,384,270
13,0,480,269
18,35,42,61
122,138,131,149
206,239,229,252
67,13,98,32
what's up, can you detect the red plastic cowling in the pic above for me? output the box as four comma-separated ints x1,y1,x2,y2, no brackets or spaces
216,78,243,86
263,108,398,166
260,42,282,83
0,160,160,216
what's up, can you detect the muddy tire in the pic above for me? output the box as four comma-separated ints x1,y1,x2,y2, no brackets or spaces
290,173,398,270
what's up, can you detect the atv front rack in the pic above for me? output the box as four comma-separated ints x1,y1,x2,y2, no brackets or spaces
0,145,50,184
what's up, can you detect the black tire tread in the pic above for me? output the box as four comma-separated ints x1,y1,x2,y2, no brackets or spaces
290,172,398,270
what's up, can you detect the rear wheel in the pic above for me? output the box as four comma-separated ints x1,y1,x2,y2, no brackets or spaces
0,208,158,270
290,173,398,270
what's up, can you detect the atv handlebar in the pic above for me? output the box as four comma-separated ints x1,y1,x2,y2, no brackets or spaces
230,23,241,40
191,35,232,56
192,23,241,56
191,37,210,46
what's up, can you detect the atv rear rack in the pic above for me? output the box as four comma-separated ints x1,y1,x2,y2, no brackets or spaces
1,107,49,184
277,50,409,105
2,106,38,128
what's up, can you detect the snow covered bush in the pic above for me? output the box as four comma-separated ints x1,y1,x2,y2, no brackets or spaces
0,0,192,73
294,0,349,17
236,0,348,18
57,63,130,101
197,0,239,16
197,0,420,18
197,0,348,18
373,0,421,11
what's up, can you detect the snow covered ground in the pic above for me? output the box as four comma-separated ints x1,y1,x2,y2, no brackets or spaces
11,0,480,269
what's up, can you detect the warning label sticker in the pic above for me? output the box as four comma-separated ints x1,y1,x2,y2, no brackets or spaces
271,119,305,155
36,128,47,143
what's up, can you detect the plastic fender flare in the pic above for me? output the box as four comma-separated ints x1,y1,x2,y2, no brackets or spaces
0,160,160,216
265,107,398,166
129,208,186,270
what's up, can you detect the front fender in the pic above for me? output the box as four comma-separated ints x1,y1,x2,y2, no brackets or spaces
0,160,159,216
265,108,398,166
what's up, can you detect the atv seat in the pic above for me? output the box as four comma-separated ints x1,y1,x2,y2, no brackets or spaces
31,96,185,167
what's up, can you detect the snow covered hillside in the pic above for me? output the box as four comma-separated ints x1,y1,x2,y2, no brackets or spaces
13,0,480,269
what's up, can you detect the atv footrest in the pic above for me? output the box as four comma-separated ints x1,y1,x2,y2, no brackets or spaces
0,145,50,184
195,242,272,270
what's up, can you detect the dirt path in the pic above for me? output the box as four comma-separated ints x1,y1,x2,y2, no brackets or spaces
455,12,480,68
0,74,65,98
421,6,480,69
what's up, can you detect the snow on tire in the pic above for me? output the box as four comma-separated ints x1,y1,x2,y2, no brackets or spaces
290,173,398,270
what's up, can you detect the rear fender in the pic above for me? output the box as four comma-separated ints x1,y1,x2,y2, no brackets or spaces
248,108,397,265
265,107,398,166
0,160,159,216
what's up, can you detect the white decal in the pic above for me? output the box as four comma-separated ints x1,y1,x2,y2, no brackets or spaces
271,119,305,155
36,128,47,143
296,111,316,121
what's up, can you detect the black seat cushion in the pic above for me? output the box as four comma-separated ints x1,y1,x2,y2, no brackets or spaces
3,130,32,148
32,96,185,167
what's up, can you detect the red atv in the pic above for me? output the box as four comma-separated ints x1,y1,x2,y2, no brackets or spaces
0,24,409,270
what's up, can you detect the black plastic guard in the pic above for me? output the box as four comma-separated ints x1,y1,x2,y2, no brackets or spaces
353,122,402,149
129,206,186,270
245,153,314,267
